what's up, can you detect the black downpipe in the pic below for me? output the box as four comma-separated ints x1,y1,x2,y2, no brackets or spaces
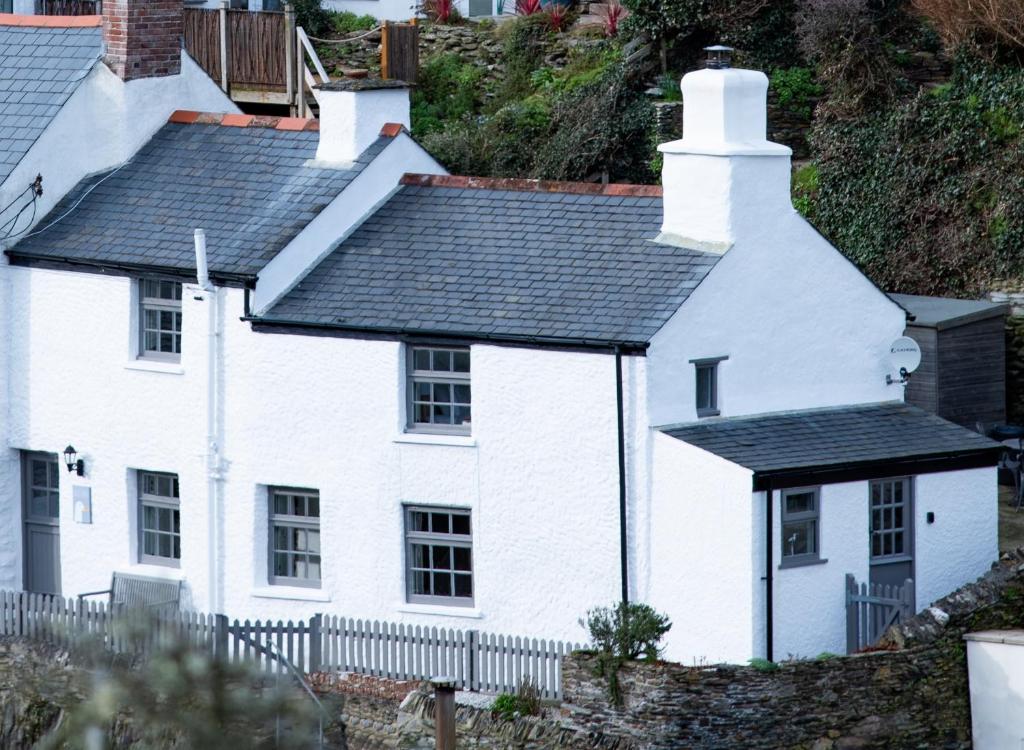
765,482,774,661
615,347,629,605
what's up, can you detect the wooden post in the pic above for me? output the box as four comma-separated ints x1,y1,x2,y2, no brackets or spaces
381,20,390,79
296,24,306,118
218,0,230,94
308,613,322,674
215,614,229,661
284,3,296,116
431,677,456,750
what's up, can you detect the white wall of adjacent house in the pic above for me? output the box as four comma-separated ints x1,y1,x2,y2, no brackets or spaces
0,55,235,245
1,262,642,643
646,432,755,665
319,0,491,21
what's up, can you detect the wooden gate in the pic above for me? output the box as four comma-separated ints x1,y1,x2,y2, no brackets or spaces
845,573,915,653
381,21,419,84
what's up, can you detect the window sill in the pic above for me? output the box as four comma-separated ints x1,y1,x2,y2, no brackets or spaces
394,433,477,448
125,359,184,375
779,557,828,571
252,586,331,603
397,603,483,619
119,565,185,580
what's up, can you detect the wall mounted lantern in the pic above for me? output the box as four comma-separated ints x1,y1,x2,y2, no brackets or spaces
63,445,84,476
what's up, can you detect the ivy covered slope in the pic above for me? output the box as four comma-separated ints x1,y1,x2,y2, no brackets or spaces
808,62,1024,296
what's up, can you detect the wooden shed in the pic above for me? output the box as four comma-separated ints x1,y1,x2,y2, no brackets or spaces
890,294,1010,430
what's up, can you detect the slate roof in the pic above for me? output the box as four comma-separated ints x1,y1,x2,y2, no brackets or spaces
264,179,720,344
10,115,387,279
0,22,101,184
889,293,1008,331
662,401,1001,477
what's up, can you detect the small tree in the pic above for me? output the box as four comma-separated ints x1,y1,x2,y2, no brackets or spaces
620,0,707,71
912,0,1024,56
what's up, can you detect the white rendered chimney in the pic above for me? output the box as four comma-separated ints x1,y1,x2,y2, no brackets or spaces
658,47,793,249
314,79,411,164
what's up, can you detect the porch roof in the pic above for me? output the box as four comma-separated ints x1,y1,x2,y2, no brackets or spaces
661,401,1002,490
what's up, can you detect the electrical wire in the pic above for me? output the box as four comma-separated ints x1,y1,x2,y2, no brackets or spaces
20,162,129,241
0,185,33,223
0,197,37,241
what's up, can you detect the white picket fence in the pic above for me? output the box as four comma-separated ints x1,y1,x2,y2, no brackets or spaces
0,591,581,699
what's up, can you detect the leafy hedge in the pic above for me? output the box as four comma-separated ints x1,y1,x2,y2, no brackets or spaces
807,58,1024,296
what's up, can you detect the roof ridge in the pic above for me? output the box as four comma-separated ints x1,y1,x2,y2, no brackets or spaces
168,110,321,131
400,173,663,197
0,12,102,27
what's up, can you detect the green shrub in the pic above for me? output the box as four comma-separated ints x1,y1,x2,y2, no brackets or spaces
770,66,822,118
330,11,378,34
791,162,818,218
656,71,682,101
292,0,332,37
748,658,780,672
491,678,542,719
495,14,552,104
581,602,671,661
411,54,486,135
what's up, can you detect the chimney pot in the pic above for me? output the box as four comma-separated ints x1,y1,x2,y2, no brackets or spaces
703,45,733,70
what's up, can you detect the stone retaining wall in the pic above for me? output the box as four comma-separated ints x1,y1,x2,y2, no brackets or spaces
558,548,1024,749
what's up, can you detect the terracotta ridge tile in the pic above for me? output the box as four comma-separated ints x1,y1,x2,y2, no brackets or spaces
165,111,319,132
399,173,663,197
0,12,102,27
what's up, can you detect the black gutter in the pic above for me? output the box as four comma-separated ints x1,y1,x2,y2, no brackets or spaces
764,480,773,662
5,252,257,289
751,447,1002,491
615,346,629,605
246,316,651,355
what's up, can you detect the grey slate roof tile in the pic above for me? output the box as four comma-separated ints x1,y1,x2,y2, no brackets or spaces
662,402,1001,473
11,123,382,278
0,24,99,185
265,185,719,343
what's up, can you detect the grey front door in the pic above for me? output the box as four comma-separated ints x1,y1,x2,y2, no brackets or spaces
869,476,913,601
22,452,61,595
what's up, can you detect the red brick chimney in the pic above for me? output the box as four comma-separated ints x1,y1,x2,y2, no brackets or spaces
102,0,182,81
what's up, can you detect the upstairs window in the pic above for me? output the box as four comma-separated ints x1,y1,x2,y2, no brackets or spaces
139,279,182,361
139,471,180,567
780,487,820,567
405,506,473,606
691,356,726,417
269,488,321,587
407,346,471,434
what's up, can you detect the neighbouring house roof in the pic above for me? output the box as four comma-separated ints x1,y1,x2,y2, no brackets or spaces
0,18,102,185
8,111,394,281
661,401,1002,489
261,174,721,346
889,293,1009,331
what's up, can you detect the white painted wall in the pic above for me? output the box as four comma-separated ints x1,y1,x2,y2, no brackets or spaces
254,132,445,313
647,432,754,664
915,467,997,609
770,481,870,659
3,263,636,642
647,211,907,427
966,631,1024,750
0,54,235,246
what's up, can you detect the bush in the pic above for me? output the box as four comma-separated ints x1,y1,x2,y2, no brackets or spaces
808,58,1024,295
491,678,542,719
411,54,485,135
748,657,780,672
331,11,378,34
621,0,706,71
581,602,671,661
292,0,332,37
912,0,1024,57
770,66,822,118
423,0,460,23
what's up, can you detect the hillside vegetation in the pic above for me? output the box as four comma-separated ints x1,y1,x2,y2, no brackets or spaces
408,0,1024,298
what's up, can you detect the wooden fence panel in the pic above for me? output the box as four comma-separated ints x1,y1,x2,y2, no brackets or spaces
381,22,419,84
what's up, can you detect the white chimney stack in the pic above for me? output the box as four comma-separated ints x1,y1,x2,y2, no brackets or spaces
658,47,792,249
314,79,411,164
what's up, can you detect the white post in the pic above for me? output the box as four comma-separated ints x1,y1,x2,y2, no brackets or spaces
219,0,230,94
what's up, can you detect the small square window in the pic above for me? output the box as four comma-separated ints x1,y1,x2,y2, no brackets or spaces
405,505,473,607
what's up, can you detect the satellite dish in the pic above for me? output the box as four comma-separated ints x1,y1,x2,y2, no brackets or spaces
888,336,921,382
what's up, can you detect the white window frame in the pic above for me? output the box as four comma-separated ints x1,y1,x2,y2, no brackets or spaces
138,471,180,567
691,355,727,417
138,278,183,362
406,345,472,435
780,486,822,568
404,505,473,607
268,487,322,588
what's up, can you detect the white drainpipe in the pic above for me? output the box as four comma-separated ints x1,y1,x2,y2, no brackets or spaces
195,229,223,613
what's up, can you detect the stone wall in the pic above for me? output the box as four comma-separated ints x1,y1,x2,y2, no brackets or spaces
558,548,1024,750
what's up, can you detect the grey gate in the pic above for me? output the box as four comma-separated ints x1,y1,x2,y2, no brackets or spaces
845,574,915,653
22,452,61,595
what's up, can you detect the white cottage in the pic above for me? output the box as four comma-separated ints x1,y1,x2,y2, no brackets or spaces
0,16,1000,665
